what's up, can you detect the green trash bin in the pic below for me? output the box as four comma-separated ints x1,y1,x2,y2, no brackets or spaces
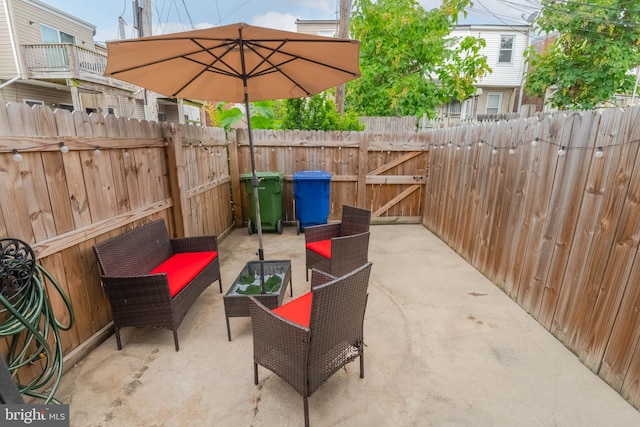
240,171,284,234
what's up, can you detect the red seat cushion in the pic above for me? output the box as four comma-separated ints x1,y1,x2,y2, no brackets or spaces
149,251,218,297
273,292,313,328
306,239,331,259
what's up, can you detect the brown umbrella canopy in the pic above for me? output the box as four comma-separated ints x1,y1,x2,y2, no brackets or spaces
104,22,360,265
103,22,361,103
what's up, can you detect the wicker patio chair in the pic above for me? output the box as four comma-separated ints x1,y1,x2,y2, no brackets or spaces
304,205,372,280
248,262,373,427
93,219,222,351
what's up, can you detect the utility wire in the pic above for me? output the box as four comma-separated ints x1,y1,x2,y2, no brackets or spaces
180,0,196,30
474,0,533,32
219,0,252,24
214,0,223,26
553,0,640,13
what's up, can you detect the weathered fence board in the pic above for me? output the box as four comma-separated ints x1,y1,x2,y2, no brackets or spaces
0,105,234,378
425,105,640,411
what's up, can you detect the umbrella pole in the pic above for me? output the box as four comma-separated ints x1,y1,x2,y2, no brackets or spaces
244,90,266,293
244,92,265,262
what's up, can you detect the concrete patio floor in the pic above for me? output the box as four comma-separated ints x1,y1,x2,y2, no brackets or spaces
57,224,640,426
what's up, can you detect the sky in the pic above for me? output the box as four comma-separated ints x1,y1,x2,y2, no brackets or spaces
39,0,542,44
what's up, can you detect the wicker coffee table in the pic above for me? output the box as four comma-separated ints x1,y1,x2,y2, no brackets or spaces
224,260,292,341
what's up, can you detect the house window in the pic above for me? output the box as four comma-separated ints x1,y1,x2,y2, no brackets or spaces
40,24,76,44
486,93,502,114
24,99,44,107
158,112,167,122
499,35,514,63
317,29,335,37
58,104,74,112
108,106,117,115
448,100,462,117
85,108,97,114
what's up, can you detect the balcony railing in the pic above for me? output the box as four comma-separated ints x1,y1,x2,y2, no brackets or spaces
22,43,107,76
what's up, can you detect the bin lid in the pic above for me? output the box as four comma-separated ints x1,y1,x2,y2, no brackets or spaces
293,170,332,180
240,171,284,180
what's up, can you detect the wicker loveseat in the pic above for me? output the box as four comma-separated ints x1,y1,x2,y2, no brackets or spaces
93,219,222,351
248,262,373,426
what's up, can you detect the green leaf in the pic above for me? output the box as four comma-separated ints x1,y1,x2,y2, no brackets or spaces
238,274,255,285
236,284,262,294
263,275,282,293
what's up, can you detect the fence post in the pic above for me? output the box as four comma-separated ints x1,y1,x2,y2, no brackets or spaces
356,132,368,208
164,122,189,237
229,129,243,227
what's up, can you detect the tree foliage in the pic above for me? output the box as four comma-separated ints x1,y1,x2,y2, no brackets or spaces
282,93,364,131
347,0,490,117
204,101,281,131
204,96,363,131
524,0,640,110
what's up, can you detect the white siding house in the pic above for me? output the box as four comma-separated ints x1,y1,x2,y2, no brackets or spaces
450,25,531,121
295,19,535,122
0,0,203,124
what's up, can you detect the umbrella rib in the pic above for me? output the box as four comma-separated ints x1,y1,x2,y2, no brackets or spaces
240,40,358,96
244,40,359,77
106,39,238,75
171,39,244,97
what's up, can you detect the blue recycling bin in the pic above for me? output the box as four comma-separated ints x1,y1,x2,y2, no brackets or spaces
293,170,331,233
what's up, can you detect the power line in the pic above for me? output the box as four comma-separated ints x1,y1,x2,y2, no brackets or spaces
469,7,532,25
214,0,223,26
180,0,196,30
219,1,252,25
495,0,539,14
474,0,533,33
554,0,640,13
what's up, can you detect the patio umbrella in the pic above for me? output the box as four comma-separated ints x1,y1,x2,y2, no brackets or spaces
103,22,360,264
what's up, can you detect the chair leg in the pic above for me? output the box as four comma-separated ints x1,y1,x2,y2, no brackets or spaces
218,278,223,293
304,397,309,427
173,330,180,352
306,267,309,281
254,363,259,385
360,349,365,379
115,328,122,351
226,317,232,342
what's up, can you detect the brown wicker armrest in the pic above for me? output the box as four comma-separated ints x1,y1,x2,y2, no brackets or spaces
304,223,341,244
170,235,219,253
100,274,172,315
248,296,310,396
309,269,336,288
328,231,370,278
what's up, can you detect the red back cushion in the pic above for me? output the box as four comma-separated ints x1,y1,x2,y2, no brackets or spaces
149,251,218,297
272,292,313,328
305,239,331,259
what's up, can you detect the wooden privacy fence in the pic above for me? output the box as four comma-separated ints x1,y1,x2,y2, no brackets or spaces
424,106,640,410
8,99,640,411
231,129,429,227
0,102,430,387
0,103,233,383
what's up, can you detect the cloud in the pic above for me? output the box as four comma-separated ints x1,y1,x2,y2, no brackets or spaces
250,12,299,32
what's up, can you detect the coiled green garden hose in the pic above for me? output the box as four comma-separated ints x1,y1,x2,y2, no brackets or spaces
0,241,74,404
